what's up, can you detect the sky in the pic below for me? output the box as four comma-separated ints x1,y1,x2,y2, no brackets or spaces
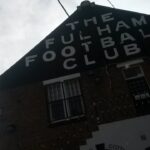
0,0,150,75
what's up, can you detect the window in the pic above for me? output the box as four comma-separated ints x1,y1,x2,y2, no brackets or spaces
123,66,150,115
47,77,84,123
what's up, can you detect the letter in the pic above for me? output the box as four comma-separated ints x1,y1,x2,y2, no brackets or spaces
139,29,150,39
45,38,54,49
104,48,119,60
25,55,37,67
61,33,74,44
124,43,141,56
63,58,77,70
79,31,91,40
65,21,79,30
43,51,56,62
84,17,97,27
132,16,147,27
116,21,130,32
100,37,115,48
101,12,114,22
84,55,96,65
120,33,136,44
97,25,111,36
61,46,76,57
81,41,92,52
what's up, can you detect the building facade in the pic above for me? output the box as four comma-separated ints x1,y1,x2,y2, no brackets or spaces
0,1,150,150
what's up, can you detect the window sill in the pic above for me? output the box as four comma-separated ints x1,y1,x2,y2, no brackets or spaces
47,115,86,127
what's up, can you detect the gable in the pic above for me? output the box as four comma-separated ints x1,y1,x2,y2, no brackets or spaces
0,3,150,89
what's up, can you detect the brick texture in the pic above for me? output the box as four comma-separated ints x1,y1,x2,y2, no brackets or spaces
0,61,150,150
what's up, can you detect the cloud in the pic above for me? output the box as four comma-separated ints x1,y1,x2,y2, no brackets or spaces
0,0,67,74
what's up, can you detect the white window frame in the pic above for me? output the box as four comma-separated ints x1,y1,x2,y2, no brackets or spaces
43,73,85,124
122,65,144,80
116,59,144,69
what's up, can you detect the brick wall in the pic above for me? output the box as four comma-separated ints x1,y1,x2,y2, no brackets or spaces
0,60,150,150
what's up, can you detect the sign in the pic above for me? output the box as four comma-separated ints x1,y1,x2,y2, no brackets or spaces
80,115,150,150
25,15,149,69
0,4,150,89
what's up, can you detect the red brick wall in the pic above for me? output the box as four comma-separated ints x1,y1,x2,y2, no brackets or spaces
1,60,150,150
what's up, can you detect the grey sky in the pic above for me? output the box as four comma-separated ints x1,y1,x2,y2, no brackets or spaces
0,0,150,74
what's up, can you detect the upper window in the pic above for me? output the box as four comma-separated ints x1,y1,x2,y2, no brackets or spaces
122,66,150,114
123,66,143,80
46,75,84,123
123,66,150,99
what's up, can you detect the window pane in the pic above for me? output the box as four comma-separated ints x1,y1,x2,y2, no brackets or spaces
50,101,66,121
47,77,84,123
64,79,81,98
48,82,64,101
67,96,84,117
127,77,150,95
123,66,143,79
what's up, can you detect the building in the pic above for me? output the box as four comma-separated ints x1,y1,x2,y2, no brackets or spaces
0,1,150,150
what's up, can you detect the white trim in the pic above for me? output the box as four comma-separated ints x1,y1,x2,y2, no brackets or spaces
43,73,81,85
124,74,144,80
116,59,144,68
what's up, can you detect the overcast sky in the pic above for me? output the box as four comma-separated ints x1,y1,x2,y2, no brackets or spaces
0,0,150,75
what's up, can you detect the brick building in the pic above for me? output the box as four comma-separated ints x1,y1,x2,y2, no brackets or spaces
0,1,150,150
